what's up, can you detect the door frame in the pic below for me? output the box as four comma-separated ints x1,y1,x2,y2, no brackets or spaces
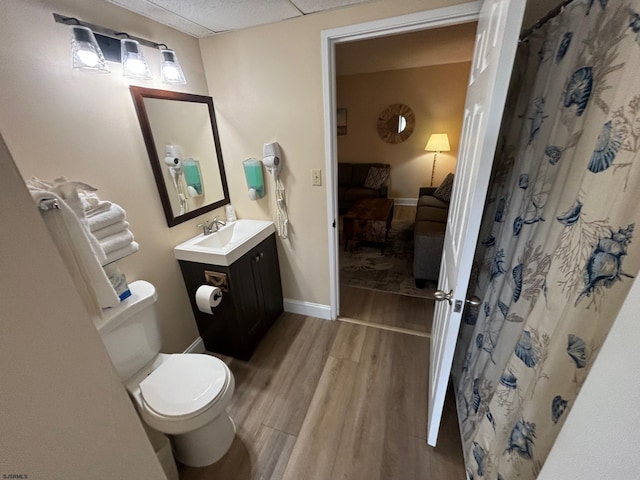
321,1,482,319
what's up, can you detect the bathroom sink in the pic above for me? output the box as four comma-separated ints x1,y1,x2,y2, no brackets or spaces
174,219,276,266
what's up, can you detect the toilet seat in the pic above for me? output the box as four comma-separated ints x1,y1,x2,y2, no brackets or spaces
140,354,228,418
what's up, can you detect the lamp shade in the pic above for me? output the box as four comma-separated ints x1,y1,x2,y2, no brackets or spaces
121,39,152,80
70,25,110,73
425,133,451,153
160,48,186,84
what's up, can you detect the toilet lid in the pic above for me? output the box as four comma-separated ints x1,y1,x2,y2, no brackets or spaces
139,355,228,417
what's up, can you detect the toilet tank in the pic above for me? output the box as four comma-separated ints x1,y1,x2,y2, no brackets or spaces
96,280,162,382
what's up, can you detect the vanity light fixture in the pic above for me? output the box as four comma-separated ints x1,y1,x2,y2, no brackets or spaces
70,25,110,73
54,13,187,84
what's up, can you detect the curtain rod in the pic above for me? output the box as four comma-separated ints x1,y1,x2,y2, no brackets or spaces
520,0,576,42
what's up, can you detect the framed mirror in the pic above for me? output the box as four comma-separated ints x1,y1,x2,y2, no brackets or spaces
376,103,415,144
130,86,230,227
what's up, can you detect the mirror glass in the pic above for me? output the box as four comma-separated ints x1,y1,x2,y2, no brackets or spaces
387,114,407,134
377,104,415,144
130,87,230,227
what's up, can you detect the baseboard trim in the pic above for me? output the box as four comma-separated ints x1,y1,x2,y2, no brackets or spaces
284,298,334,320
183,336,206,354
394,197,418,206
184,302,333,354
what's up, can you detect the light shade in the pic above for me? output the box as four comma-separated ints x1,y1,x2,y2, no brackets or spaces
425,133,451,153
121,39,152,80
70,25,110,73
160,48,186,84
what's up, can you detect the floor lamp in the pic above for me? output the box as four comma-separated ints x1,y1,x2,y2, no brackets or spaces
425,133,450,186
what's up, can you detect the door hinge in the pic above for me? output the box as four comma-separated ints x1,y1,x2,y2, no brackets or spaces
332,219,336,228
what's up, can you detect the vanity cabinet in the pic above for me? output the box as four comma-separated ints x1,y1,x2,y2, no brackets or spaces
178,233,283,360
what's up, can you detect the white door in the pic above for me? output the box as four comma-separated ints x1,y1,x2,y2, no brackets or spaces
427,0,526,447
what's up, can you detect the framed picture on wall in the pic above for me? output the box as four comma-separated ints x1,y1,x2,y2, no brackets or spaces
337,108,347,136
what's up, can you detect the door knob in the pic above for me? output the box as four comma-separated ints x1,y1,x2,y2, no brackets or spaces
434,289,453,305
434,290,482,308
466,295,481,307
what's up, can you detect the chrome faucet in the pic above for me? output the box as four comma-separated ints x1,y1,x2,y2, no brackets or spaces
197,216,226,235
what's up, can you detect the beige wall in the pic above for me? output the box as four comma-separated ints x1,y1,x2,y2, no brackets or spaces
1,0,470,355
0,0,215,352
0,134,165,479
335,21,477,76
199,0,472,305
337,62,471,198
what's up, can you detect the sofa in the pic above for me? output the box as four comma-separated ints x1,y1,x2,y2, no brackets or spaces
413,174,453,288
338,163,390,213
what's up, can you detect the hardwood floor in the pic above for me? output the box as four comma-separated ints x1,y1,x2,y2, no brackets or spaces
339,286,434,336
339,205,436,335
178,314,465,479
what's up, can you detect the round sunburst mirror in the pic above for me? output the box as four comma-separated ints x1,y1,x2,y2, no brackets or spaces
376,104,415,144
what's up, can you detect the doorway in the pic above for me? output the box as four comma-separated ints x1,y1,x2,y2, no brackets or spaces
321,3,481,322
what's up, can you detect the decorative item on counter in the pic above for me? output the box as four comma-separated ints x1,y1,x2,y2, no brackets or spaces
242,158,265,200
225,204,237,222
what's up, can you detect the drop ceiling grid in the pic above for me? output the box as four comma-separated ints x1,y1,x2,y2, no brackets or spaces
104,0,375,37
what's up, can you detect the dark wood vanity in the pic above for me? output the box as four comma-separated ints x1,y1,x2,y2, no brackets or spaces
178,232,283,360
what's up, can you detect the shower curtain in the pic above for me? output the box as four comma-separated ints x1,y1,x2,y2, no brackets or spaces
452,1,640,478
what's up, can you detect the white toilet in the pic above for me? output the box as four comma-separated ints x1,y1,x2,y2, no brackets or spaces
97,280,235,467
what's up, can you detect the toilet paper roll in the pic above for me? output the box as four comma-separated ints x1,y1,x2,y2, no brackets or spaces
195,285,222,314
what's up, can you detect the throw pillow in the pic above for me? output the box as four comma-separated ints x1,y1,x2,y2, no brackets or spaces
433,173,455,203
363,167,390,190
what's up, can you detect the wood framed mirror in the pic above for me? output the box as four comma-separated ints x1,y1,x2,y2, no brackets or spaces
376,103,415,144
130,86,230,227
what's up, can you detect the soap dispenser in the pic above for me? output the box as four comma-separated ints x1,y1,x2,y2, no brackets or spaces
242,158,265,200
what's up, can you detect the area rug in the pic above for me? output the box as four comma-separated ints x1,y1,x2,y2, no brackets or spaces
339,218,436,299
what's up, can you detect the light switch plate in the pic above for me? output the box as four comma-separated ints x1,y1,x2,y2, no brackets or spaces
312,169,322,186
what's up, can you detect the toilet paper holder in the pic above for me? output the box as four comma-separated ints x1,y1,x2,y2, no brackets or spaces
204,270,229,293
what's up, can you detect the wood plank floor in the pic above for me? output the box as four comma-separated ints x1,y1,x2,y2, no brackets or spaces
178,314,465,479
339,205,436,335
340,286,434,335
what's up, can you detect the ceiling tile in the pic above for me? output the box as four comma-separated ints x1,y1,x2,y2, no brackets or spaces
104,0,377,37
106,0,305,35
104,0,215,37
291,0,373,15
151,0,302,32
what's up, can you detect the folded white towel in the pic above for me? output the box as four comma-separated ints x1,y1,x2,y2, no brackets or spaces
99,229,135,255
31,176,97,222
80,191,112,216
85,200,112,217
28,177,106,263
88,204,126,232
93,220,130,240
28,186,120,315
103,241,139,266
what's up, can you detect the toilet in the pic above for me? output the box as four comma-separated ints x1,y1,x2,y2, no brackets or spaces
97,280,235,467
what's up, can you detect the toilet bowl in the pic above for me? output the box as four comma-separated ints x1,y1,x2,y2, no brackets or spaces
127,353,236,467
97,280,236,467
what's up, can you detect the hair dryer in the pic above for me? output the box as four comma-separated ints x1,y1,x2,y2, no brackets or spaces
262,142,282,177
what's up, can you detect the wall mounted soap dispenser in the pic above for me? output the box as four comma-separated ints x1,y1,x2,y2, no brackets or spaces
183,158,203,197
243,158,265,200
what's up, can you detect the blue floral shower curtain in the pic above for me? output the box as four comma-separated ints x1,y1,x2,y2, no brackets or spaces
452,1,640,478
